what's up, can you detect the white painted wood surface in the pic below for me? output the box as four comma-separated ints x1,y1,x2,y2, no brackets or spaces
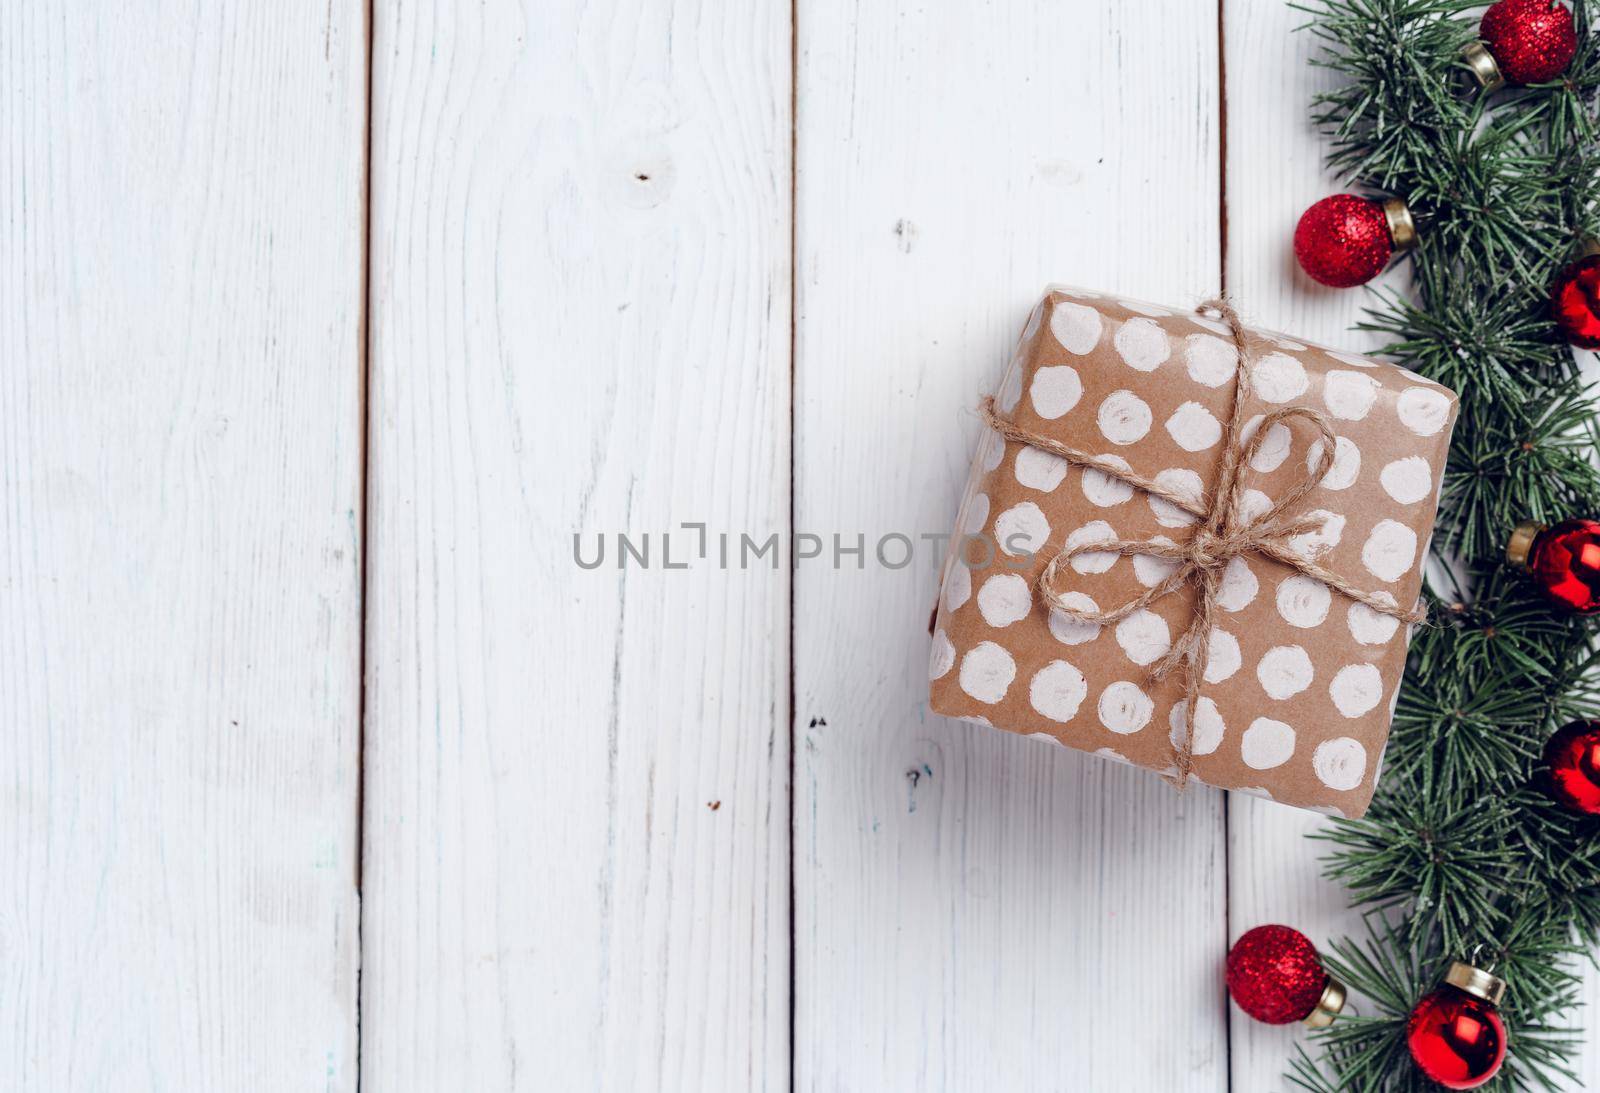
0,2,367,1089
792,3,1227,1090
6,1,1595,1089
359,1,791,1089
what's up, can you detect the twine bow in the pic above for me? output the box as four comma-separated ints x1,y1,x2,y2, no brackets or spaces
980,299,1424,788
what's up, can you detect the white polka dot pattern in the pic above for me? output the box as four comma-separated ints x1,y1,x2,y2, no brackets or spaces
1313,737,1367,790
1379,456,1432,504
1132,537,1180,587
1031,365,1083,419
1242,718,1296,769
959,642,1016,704
1397,386,1451,435
977,573,1032,627
929,630,955,680
1164,402,1222,451
1287,510,1344,559
1097,390,1152,445
1081,455,1135,507
1115,610,1171,666
942,561,971,613
1322,371,1379,420
1240,415,1291,472
1048,593,1102,646
1348,593,1400,645
1030,661,1089,722
1251,353,1309,403
1014,447,1069,492
1276,575,1330,628
1307,436,1361,491
1361,519,1417,582
1098,681,1154,734
1050,302,1103,354
1148,468,1203,528
1065,521,1119,574
1237,489,1272,525
1169,698,1225,756
1205,629,1241,683
1183,334,1238,386
1113,318,1170,372
1217,557,1258,612
1329,663,1383,718
995,501,1051,557
928,288,1459,816
1257,645,1314,699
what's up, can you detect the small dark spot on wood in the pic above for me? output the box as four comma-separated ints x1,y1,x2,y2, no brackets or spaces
635,172,650,182
707,800,721,811
893,218,918,253
231,720,239,727
809,716,827,728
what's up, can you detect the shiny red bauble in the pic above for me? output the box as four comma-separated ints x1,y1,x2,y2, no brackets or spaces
1294,195,1400,288
1512,518,1600,613
1544,718,1600,814
1552,251,1600,349
1225,925,1342,1025
1407,983,1507,1089
1480,0,1579,85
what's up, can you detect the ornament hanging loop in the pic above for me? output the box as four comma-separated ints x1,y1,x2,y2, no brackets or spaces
1446,960,1508,1007
1462,40,1507,92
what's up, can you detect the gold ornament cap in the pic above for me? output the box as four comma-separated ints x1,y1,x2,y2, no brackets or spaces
1462,41,1507,93
1383,198,1417,253
1446,961,1506,1007
1303,977,1347,1029
1506,519,1547,569
1580,238,1600,261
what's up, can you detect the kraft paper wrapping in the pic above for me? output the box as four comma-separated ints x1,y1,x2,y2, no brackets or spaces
927,287,1459,817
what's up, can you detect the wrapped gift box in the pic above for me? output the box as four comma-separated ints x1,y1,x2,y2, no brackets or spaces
927,287,1458,817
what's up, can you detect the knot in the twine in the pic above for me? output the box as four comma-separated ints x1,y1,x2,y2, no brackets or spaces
1185,528,1234,572
977,298,1426,789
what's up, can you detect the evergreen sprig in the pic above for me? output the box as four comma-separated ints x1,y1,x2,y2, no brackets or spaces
1290,1,1600,1088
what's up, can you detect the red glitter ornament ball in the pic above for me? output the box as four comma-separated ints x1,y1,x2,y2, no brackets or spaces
1480,0,1578,85
1407,983,1507,1089
1552,251,1600,349
1225,925,1335,1025
1544,718,1600,814
1512,518,1600,613
1294,195,1395,288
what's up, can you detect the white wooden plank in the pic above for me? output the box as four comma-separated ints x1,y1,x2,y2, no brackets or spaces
1223,1,1599,1086
360,1,792,1089
0,3,367,1088
792,3,1227,1089
1222,6,1422,1088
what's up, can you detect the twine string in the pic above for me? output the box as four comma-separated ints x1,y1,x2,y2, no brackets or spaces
978,298,1424,787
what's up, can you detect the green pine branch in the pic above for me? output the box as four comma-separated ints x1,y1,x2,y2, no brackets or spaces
1290,0,1600,1088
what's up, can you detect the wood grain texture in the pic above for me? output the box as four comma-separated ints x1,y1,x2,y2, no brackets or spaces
1223,5,1427,1087
792,3,1227,1089
360,1,792,1089
0,2,367,1089
1223,2,1599,1087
